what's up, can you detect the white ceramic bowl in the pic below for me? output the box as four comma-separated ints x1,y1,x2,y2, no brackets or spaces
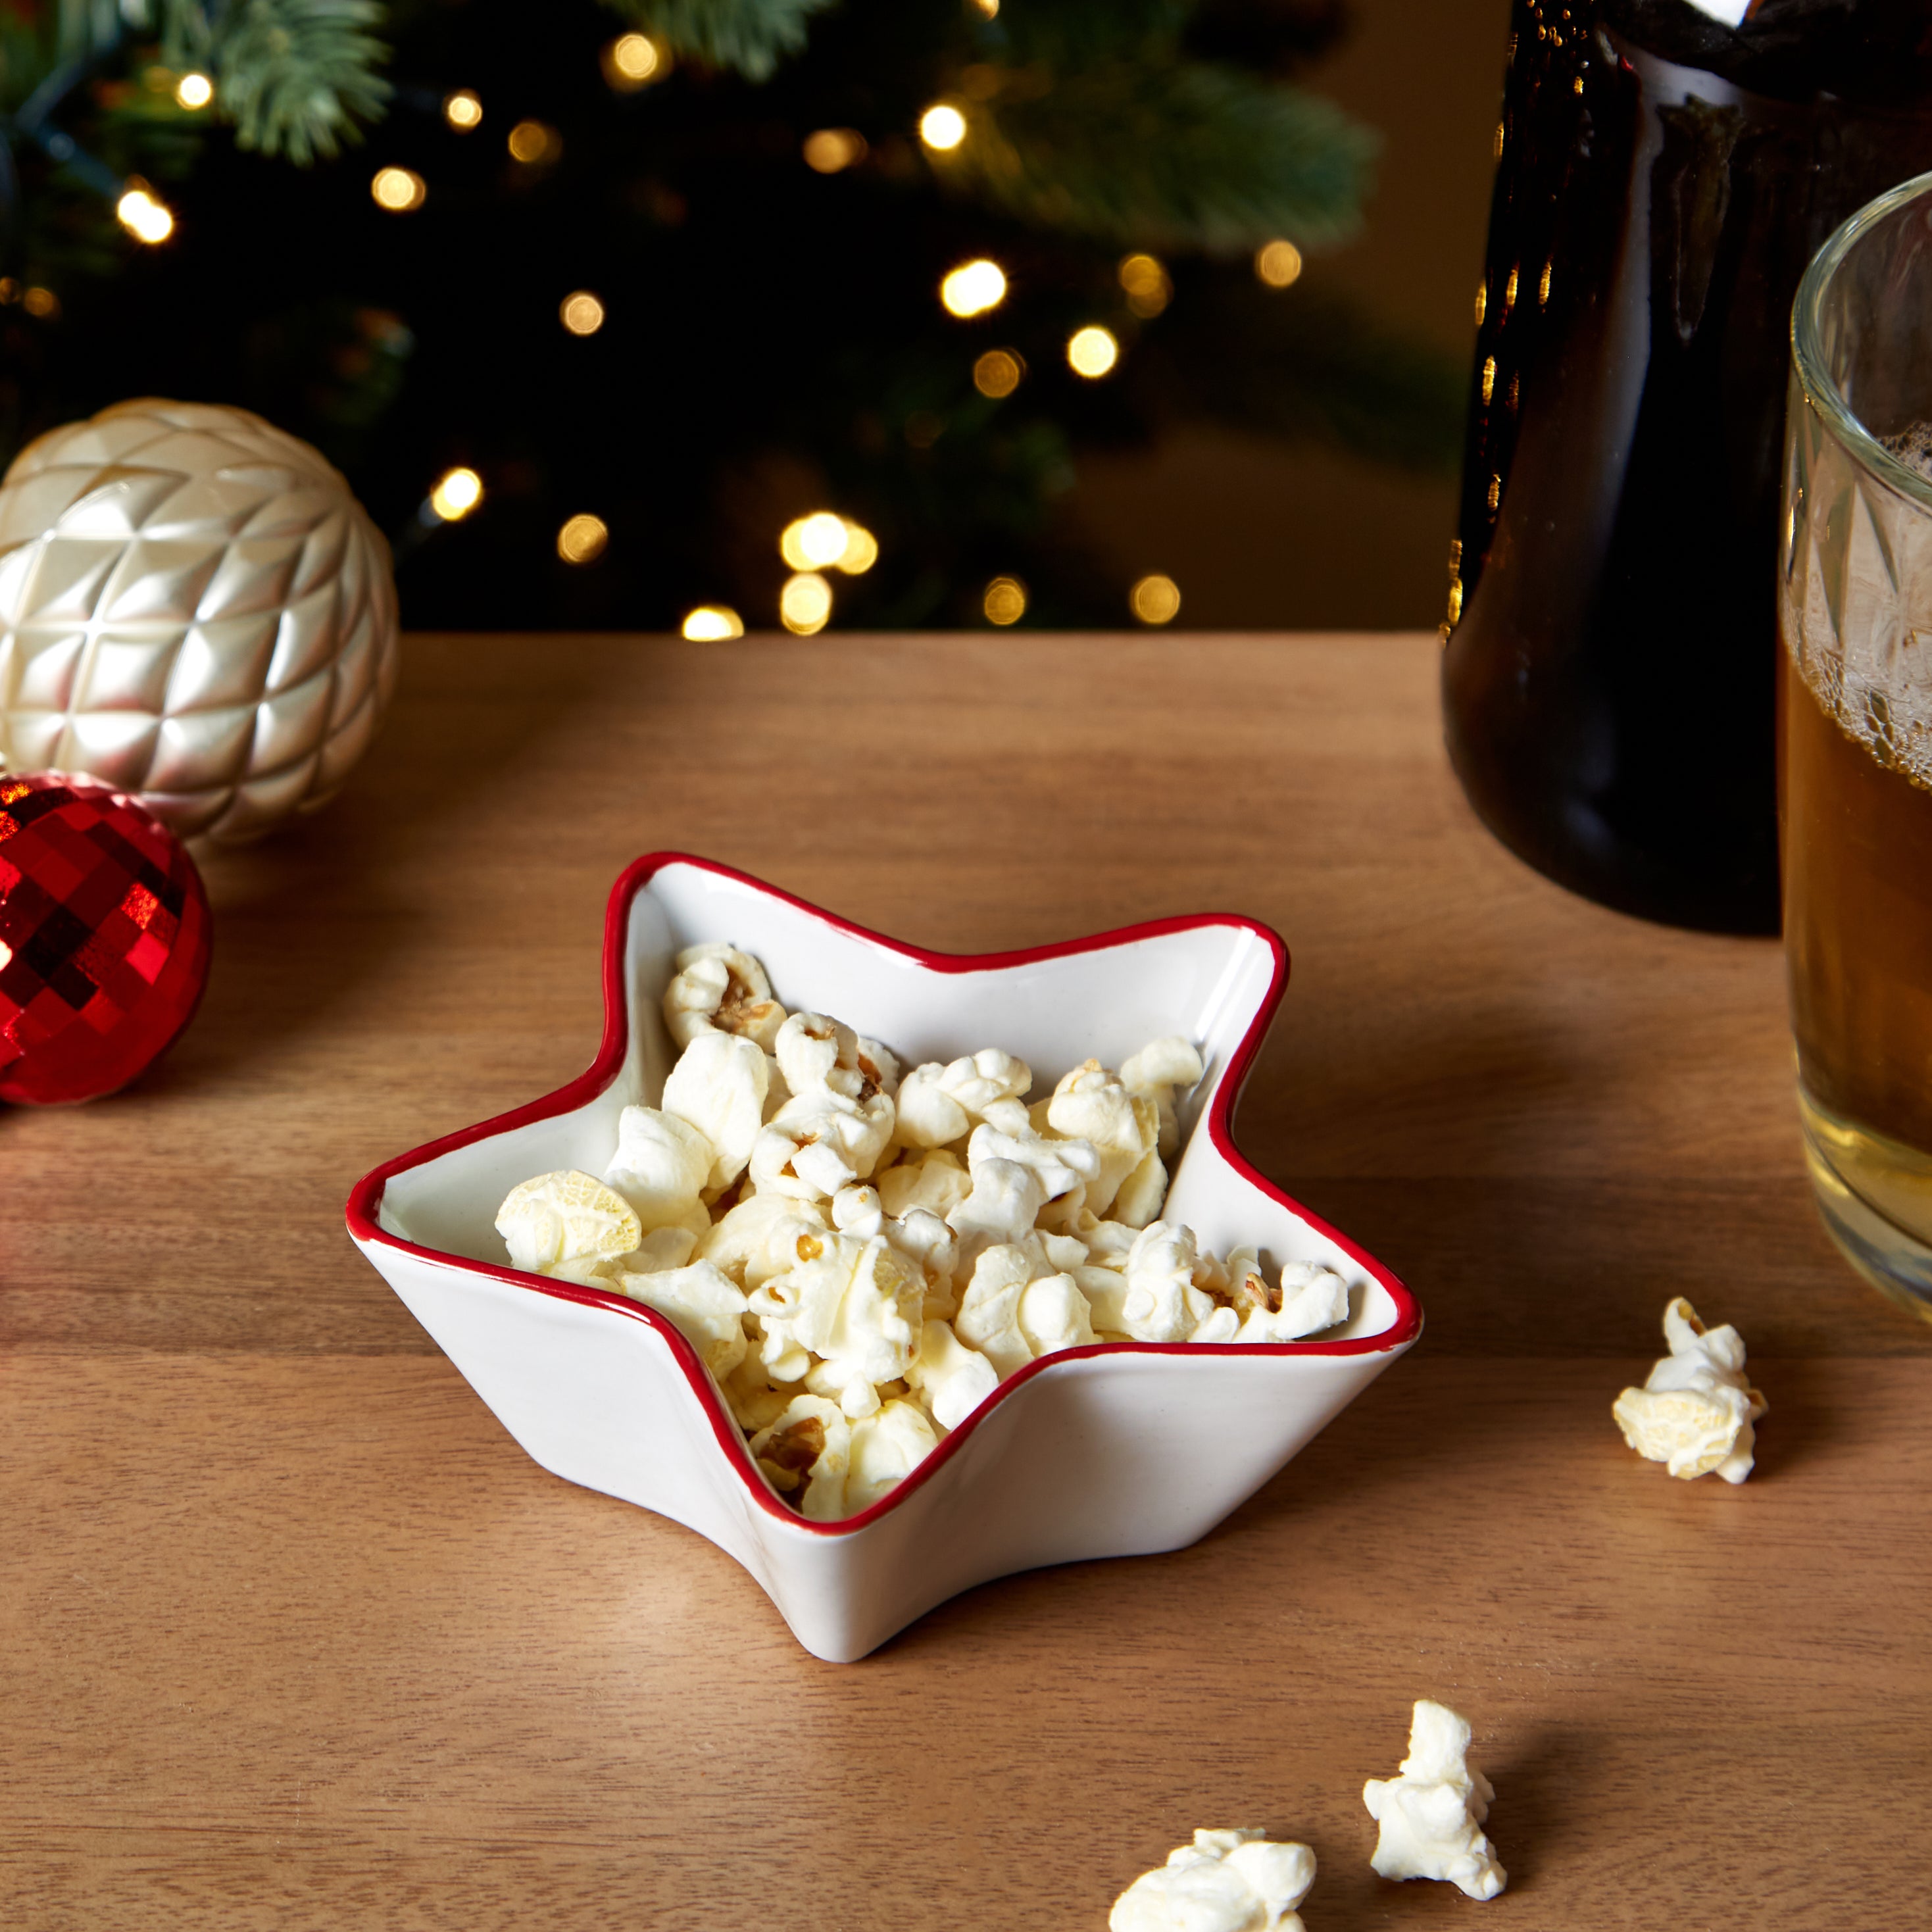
347,855,1421,1661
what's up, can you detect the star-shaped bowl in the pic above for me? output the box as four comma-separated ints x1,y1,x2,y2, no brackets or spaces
346,855,1421,1660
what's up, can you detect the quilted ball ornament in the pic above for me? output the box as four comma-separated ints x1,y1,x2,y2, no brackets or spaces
0,772,212,1104
0,399,398,841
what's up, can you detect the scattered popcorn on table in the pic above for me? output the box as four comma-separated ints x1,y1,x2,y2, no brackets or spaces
1110,1828,1317,1932
1363,1699,1507,1900
497,945,1356,1518
1613,1295,1768,1483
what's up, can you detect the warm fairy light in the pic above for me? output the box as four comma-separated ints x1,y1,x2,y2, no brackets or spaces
682,605,744,641
803,128,868,173
557,514,609,564
970,0,999,14
443,89,482,130
371,166,426,212
605,33,662,87
560,291,606,335
983,576,1026,625
1066,325,1118,378
116,181,174,244
920,104,968,151
1130,574,1181,625
780,512,855,572
941,259,1006,318
837,520,878,574
429,466,483,520
508,120,559,163
780,572,832,635
974,349,1023,397
1254,239,1302,288
174,71,213,110
21,285,58,318
1118,253,1171,318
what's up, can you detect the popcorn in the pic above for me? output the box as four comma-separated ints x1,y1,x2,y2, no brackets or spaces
661,1031,769,1191
603,1104,715,1235
616,1258,749,1379
905,1317,1001,1429
1612,1296,1768,1484
1362,1700,1506,1900
662,943,787,1051
497,946,1360,1521
1121,1035,1205,1160
1110,1829,1317,1932
496,1170,642,1277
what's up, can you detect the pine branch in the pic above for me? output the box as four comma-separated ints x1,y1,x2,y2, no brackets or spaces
985,0,1193,66
931,61,1375,253
157,0,392,164
601,0,837,81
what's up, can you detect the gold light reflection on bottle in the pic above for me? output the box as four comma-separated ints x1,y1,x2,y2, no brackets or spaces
983,576,1026,625
920,104,967,151
1067,326,1119,378
430,467,483,520
780,572,833,635
1539,260,1552,306
1130,574,1181,625
974,349,1023,397
803,128,868,173
940,259,1006,317
116,180,174,243
604,33,662,89
508,120,559,163
557,514,608,564
444,89,482,130
681,605,744,641
371,166,426,212
1487,473,1501,514
1119,253,1171,317
560,291,606,335
1481,356,1496,405
1504,265,1519,311
1474,280,1487,326
174,71,213,110
1254,239,1302,289
1493,120,1506,160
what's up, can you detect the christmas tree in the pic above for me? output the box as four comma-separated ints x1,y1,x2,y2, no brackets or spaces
0,0,1460,629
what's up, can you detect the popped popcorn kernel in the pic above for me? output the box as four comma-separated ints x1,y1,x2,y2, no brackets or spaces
1363,1700,1506,1901
496,1170,642,1276
1111,1828,1317,1932
1613,1295,1768,1483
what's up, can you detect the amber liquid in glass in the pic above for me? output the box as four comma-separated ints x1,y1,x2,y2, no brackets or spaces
1780,645,1932,1284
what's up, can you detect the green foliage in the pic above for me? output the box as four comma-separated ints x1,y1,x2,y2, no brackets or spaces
601,0,838,80
159,0,392,162
935,61,1375,254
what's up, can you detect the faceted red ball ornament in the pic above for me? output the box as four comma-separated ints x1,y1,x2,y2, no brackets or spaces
0,773,212,1105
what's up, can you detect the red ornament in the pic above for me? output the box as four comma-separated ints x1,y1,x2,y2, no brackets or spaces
0,773,212,1105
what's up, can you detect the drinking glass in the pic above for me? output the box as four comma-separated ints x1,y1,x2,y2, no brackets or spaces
1781,170,1932,1318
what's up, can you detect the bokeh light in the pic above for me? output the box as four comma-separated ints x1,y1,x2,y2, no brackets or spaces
174,72,213,110
604,33,661,88
974,349,1023,398
116,183,174,244
780,572,833,635
971,0,1000,14
920,105,967,151
804,128,868,174
1118,253,1171,318
837,521,878,574
780,512,868,572
1066,326,1119,378
941,259,1006,318
1254,239,1302,288
21,286,58,318
682,606,745,641
560,291,606,335
443,89,482,130
983,577,1026,626
508,120,559,164
557,514,609,564
1130,574,1181,625
429,467,483,520
370,167,426,213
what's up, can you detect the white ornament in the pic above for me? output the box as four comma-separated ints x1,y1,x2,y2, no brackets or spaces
0,398,399,840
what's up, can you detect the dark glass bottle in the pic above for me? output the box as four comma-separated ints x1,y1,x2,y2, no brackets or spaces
1443,0,1932,933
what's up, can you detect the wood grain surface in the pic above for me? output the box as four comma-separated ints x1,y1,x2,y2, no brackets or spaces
4,632,1928,1929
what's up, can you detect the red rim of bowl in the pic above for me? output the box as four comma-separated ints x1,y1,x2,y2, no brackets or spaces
345,852,1423,1537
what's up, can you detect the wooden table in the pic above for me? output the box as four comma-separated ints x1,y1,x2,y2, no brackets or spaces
5,633,1927,1930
